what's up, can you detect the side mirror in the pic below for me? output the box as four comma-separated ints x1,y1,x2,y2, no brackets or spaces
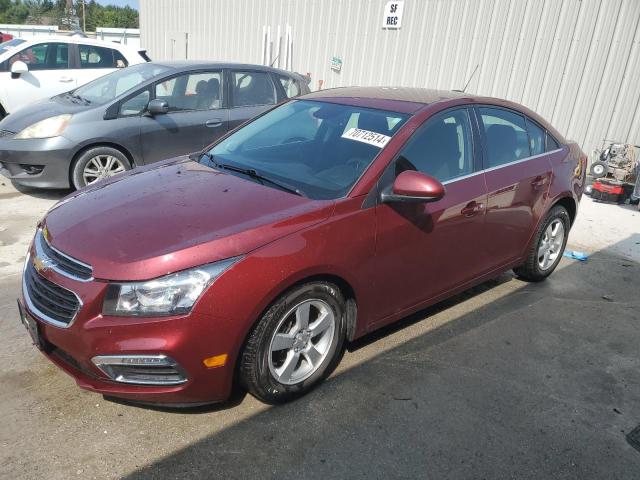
147,99,169,115
381,170,445,203
11,60,28,78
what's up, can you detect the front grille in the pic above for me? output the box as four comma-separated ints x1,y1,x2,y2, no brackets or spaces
0,129,15,138
24,261,80,326
36,229,93,281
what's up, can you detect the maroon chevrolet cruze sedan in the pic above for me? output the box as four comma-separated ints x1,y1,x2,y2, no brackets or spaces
19,87,586,405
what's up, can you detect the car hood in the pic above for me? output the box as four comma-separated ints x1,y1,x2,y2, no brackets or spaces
42,159,334,281
0,96,90,132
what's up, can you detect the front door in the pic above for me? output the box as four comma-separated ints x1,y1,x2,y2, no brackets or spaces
3,42,73,112
477,107,554,267
371,108,489,326
141,70,229,163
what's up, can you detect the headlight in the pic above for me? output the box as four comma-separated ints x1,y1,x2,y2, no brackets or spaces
14,114,72,139
102,258,241,317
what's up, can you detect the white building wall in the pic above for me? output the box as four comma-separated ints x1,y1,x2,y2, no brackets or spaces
139,0,640,157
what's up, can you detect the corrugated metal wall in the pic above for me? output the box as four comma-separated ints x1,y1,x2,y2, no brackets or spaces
140,0,640,157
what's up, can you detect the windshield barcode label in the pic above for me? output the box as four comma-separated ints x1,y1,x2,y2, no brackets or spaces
341,128,391,148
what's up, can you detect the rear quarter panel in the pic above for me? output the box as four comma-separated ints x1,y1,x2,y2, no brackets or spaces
547,141,587,218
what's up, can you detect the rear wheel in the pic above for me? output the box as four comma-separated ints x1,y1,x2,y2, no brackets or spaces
514,205,570,282
239,282,347,404
71,146,131,189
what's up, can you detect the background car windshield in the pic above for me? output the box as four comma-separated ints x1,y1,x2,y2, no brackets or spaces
0,38,25,55
207,100,409,200
73,63,170,105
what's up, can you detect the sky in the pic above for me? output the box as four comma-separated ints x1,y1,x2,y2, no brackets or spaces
95,0,139,9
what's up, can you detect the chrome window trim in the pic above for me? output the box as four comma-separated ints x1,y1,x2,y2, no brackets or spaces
441,148,563,186
35,228,94,282
22,252,82,329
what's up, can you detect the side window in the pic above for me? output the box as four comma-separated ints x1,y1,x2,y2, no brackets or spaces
480,107,530,168
120,90,150,116
232,71,276,107
79,45,125,69
277,75,300,98
9,43,68,70
526,118,545,156
546,132,560,151
396,109,474,182
155,71,222,112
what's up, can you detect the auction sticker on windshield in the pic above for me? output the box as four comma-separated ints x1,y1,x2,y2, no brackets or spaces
341,128,391,148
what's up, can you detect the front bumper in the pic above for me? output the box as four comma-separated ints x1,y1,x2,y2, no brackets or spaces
19,253,239,405
0,136,76,189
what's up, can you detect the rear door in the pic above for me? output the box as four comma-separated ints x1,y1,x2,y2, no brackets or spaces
228,69,278,130
371,107,489,325
2,42,72,111
477,106,553,267
140,69,229,163
72,43,128,89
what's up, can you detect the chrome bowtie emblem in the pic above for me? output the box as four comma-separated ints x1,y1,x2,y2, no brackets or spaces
33,255,56,273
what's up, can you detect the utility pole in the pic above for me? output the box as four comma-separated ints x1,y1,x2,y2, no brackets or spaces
82,0,86,32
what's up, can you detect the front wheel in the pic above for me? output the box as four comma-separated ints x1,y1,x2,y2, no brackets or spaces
239,282,347,404
72,146,132,189
514,205,570,282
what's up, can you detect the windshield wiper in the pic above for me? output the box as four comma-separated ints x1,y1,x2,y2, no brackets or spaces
65,92,91,105
199,152,306,197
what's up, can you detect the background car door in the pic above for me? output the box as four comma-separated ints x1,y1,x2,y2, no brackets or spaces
228,69,278,130
371,108,489,326
3,42,72,112
140,70,229,163
71,43,128,89
477,106,554,267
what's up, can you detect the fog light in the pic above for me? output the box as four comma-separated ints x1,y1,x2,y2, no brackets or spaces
19,164,44,175
91,355,188,385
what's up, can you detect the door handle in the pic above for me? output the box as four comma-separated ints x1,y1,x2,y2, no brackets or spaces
461,201,485,217
58,77,74,83
531,176,547,188
205,119,223,128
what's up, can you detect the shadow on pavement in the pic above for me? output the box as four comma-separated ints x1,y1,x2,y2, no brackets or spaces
11,180,71,200
122,240,640,479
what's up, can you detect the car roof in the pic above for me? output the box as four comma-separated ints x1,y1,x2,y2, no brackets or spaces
303,86,470,105
152,60,301,77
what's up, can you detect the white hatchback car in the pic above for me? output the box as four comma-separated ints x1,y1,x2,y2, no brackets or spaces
0,36,149,119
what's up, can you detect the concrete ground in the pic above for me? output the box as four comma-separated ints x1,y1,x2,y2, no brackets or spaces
1,179,639,480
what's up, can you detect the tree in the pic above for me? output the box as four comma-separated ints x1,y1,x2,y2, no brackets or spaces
0,0,139,29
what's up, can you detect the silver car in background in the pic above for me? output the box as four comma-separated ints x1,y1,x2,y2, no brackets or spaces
0,61,310,189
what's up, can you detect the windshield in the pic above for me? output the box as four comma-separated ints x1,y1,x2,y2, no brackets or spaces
72,63,171,105
0,38,25,55
206,100,409,200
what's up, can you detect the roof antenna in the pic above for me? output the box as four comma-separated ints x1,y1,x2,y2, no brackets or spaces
454,64,480,93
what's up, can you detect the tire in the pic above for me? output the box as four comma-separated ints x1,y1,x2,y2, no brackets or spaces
513,205,570,282
239,282,347,404
71,146,132,189
590,161,608,178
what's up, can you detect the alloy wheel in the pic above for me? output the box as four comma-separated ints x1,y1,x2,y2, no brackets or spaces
268,299,336,385
537,219,565,270
83,155,126,185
